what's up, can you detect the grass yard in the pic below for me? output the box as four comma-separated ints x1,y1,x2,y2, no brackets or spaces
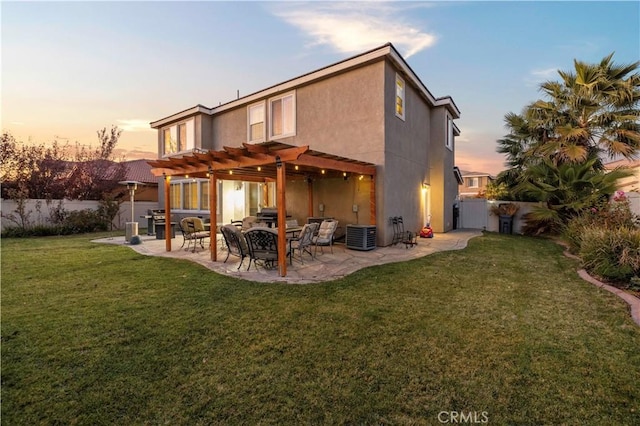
2,232,639,425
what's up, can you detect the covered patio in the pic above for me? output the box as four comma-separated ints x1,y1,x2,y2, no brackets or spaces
93,229,482,284
147,142,378,277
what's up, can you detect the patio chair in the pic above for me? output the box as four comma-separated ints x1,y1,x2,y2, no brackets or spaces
244,227,290,271
178,218,192,250
220,224,250,270
312,219,339,256
288,222,318,264
181,217,210,252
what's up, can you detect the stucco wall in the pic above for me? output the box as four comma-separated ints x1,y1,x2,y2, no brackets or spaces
211,106,246,148
292,61,385,164
284,177,372,236
381,62,433,243
428,107,456,232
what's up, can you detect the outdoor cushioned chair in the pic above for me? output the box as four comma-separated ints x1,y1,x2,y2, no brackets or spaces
220,224,250,270
312,219,339,256
288,222,318,264
244,227,290,271
181,217,210,252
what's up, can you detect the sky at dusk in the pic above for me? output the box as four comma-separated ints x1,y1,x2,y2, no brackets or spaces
2,1,639,175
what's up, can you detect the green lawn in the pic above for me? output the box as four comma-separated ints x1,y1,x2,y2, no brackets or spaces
2,232,639,425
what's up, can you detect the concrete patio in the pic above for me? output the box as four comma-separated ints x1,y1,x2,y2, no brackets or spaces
93,229,482,284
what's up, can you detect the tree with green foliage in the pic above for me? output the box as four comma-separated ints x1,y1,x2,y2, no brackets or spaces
517,158,632,235
498,53,640,174
495,53,639,233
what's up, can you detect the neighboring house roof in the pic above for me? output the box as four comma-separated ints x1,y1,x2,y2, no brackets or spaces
122,159,157,184
453,167,464,185
151,42,461,130
92,159,157,184
458,170,494,178
605,158,640,192
604,158,640,169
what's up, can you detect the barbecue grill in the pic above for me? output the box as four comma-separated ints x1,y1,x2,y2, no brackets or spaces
141,209,165,235
256,207,290,228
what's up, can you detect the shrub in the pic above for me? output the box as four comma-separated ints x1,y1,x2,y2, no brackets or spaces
61,209,108,234
521,206,564,236
1,208,108,238
564,198,639,253
579,227,640,283
490,202,520,216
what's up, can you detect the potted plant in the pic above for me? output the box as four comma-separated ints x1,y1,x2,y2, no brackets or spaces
490,203,520,234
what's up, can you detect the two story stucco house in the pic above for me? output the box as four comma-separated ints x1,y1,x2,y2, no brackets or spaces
149,43,460,247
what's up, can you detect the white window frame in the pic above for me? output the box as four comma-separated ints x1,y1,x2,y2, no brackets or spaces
247,101,266,143
163,119,195,157
170,178,216,213
467,177,479,188
446,115,454,151
395,73,405,121
268,91,296,139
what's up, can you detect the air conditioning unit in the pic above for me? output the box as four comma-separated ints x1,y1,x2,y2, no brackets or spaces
346,225,377,251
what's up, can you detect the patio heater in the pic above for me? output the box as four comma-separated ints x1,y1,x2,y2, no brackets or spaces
119,180,143,243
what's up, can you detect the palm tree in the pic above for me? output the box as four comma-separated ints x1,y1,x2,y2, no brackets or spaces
501,53,640,169
516,157,632,234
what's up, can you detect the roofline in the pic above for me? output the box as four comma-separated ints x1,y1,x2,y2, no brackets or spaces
150,104,211,129
151,43,460,128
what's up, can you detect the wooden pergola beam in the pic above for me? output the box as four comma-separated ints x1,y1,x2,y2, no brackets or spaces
294,154,376,176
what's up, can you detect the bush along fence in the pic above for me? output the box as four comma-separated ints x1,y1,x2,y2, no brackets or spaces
1,198,157,237
564,191,640,287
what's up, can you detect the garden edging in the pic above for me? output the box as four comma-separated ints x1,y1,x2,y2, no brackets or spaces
557,240,640,327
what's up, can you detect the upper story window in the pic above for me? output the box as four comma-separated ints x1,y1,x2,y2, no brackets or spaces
163,119,195,156
269,92,295,138
395,73,405,120
248,102,265,142
446,115,454,151
467,177,479,188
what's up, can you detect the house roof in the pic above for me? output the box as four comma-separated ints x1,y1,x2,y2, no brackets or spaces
150,43,461,129
459,170,494,178
604,158,640,169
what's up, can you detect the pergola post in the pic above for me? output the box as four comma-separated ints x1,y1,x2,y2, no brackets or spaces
164,174,172,252
307,178,314,218
276,157,287,277
209,170,217,262
369,175,376,225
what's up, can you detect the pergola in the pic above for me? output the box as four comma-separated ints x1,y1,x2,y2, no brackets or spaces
148,142,377,277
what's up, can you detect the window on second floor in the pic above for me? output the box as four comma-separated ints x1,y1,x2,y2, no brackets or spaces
163,119,195,156
395,73,405,120
270,92,295,138
446,115,454,151
467,177,479,188
248,102,265,142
